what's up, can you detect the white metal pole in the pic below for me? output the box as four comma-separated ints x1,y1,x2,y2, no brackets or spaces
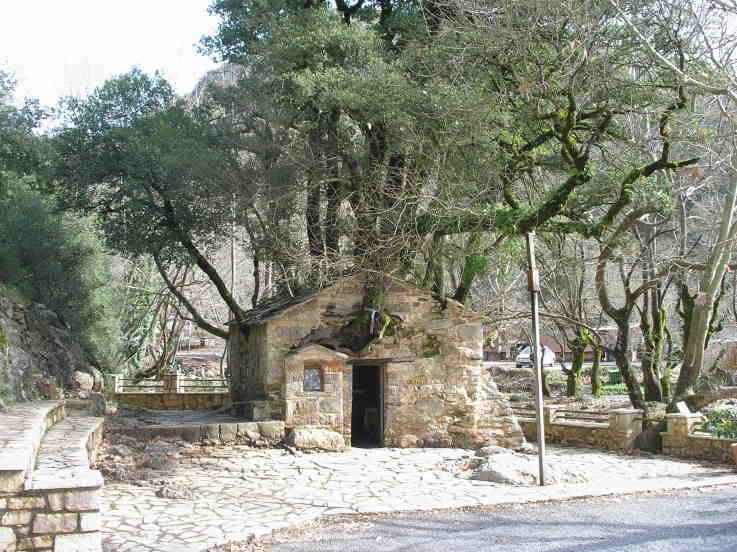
526,232,546,486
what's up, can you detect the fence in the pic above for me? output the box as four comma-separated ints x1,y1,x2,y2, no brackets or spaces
107,372,229,394
106,372,231,410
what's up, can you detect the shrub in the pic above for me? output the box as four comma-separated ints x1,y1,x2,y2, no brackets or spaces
0,176,120,367
701,408,737,439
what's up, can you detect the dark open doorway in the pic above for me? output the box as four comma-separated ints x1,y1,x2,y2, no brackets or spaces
351,364,383,447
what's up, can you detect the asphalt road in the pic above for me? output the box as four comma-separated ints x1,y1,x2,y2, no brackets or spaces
266,487,737,552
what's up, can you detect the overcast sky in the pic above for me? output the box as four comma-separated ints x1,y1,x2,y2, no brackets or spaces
0,1,219,106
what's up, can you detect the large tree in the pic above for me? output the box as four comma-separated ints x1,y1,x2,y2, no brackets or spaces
53,1,700,405
200,0,698,296
609,0,737,410
53,69,240,339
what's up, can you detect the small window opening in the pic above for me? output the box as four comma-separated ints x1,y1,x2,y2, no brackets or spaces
303,365,323,391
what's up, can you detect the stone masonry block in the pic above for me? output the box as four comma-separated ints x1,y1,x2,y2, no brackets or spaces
17,535,52,550
236,422,259,439
79,512,100,532
219,424,237,443
53,532,101,552
200,424,220,442
0,527,15,552
32,513,77,534
258,422,285,441
47,494,64,512
1,510,32,526
7,496,46,510
65,489,99,512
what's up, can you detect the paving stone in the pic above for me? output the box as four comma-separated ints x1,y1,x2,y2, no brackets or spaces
101,445,737,551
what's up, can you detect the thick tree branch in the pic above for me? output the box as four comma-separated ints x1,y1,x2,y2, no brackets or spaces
153,254,228,340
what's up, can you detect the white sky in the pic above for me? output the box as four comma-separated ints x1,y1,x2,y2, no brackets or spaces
0,1,220,107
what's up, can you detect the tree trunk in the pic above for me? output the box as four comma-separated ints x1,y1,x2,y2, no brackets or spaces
672,162,737,410
674,302,711,399
640,352,663,401
591,345,602,397
567,339,584,397
306,181,323,258
613,318,646,409
681,386,737,411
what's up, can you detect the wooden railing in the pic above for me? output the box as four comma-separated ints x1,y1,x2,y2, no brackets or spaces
107,373,229,394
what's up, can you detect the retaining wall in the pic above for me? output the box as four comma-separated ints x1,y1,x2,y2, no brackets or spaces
0,402,104,552
113,420,285,445
516,405,643,450
112,392,231,411
661,412,736,463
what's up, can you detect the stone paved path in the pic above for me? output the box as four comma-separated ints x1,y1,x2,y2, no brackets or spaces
102,446,737,552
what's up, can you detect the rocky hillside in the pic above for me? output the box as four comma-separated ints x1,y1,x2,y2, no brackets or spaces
0,290,101,405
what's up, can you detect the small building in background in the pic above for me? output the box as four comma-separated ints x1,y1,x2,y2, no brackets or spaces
227,273,524,449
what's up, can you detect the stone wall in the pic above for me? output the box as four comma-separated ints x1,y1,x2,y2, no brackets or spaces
228,323,267,407
0,402,104,552
111,392,231,411
0,486,102,552
661,412,735,463
283,346,347,436
114,420,286,446
516,406,643,450
231,275,525,449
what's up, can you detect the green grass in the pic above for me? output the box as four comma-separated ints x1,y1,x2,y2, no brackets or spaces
599,383,640,396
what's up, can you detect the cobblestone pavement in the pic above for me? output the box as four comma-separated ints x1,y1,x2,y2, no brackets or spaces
102,446,737,552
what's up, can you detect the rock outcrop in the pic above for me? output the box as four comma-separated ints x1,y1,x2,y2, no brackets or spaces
0,292,99,404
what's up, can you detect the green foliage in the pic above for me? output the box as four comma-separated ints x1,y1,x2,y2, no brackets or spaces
194,0,697,303
0,325,7,355
53,69,234,259
0,176,120,367
0,70,45,189
600,383,629,395
423,335,441,358
701,409,737,439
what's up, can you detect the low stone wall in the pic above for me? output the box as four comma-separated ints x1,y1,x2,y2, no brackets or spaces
516,405,643,450
0,403,104,552
661,413,735,463
1,485,102,552
113,420,285,446
112,392,231,411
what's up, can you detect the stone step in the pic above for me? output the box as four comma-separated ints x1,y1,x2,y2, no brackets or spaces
29,412,104,492
0,401,65,492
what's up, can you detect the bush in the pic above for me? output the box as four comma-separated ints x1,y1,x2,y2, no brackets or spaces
0,176,120,367
701,408,737,439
